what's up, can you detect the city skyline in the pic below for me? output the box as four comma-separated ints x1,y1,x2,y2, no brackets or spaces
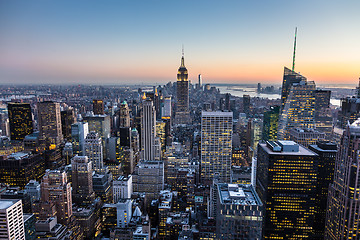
1,0,360,85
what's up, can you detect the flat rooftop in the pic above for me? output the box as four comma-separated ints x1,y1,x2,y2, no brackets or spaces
218,184,261,206
0,199,19,210
260,142,317,156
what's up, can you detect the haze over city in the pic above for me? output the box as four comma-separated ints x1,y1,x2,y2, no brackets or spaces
1,0,360,85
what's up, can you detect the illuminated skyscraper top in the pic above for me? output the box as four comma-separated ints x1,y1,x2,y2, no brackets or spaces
175,51,190,124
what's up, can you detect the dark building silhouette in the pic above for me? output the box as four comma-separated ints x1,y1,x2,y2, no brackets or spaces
243,95,250,116
308,141,337,240
0,152,45,189
7,103,33,141
257,141,318,239
61,108,75,140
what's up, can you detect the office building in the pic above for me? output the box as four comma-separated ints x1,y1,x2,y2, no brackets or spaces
243,95,250,116
325,119,360,239
84,131,104,172
39,170,72,224
37,101,63,145
175,54,190,124
308,141,337,239
133,160,164,199
113,175,133,203
83,114,111,153
93,172,112,203
0,152,45,189
257,140,318,239
116,199,132,228
25,180,41,202
0,199,25,239
61,108,76,140
162,96,172,119
262,106,279,141
216,184,263,239
71,122,89,155
141,98,156,161
71,155,95,205
289,128,326,147
280,67,307,110
119,101,130,128
201,111,232,184
278,78,316,140
93,99,105,115
23,213,36,240
7,102,33,141
337,82,360,128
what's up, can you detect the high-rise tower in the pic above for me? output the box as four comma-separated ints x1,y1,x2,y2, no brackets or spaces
257,141,318,239
84,131,104,173
37,101,63,145
141,98,156,161
201,111,233,185
325,119,360,239
8,102,33,141
175,52,190,124
278,30,316,140
71,155,95,205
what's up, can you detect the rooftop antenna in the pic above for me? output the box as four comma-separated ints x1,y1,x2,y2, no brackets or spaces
182,44,184,57
292,27,297,72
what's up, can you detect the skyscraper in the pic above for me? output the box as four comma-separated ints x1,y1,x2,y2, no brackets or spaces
325,119,360,239
0,199,25,239
262,106,279,141
257,140,318,239
37,101,63,145
216,184,263,239
93,99,105,115
201,111,232,185
0,152,45,188
61,108,76,140
278,78,316,140
308,141,337,239
243,95,250,116
280,67,307,110
141,98,156,161
71,122,89,155
175,54,190,124
119,101,130,128
71,155,96,205
161,96,171,119
8,102,33,141
40,169,72,224
84,131,104,173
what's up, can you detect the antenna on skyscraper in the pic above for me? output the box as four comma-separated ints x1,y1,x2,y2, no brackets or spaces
182,44,184,57
292,27,297,72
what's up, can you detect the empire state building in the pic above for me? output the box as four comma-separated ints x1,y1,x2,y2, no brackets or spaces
175,54,190,124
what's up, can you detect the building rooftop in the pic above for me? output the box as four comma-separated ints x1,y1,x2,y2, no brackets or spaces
7,151,30,160
218,184,262,206
262,141,317,156
202,111,233,117
0,199,19,210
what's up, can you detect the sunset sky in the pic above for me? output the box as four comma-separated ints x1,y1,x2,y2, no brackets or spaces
0,0,359,85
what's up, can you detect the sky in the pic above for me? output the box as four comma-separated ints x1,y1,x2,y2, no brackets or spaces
0,0,360,85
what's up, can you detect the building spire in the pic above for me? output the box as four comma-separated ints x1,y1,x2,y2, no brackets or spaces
292,27,297,72
181,45,185,67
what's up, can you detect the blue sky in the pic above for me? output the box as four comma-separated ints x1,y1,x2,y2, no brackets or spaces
1,0,359,85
